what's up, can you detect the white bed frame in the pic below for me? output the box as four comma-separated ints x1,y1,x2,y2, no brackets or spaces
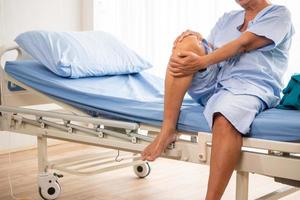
0,46,299,200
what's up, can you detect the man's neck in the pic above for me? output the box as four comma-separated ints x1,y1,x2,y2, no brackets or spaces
244,0,271,20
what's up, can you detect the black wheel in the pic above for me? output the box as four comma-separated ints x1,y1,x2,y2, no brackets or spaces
39,187,47,200
133,162,151,178
38,181,61,200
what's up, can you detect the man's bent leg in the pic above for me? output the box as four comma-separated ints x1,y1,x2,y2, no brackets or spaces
205,113,243,200
141,36,205,161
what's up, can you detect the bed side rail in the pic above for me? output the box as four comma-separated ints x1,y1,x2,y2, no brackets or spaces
0,105,184,159
0,105,139,131
198,132,300,160
143,126,300,162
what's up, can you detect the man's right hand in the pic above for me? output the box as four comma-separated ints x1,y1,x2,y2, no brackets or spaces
173,30,203,48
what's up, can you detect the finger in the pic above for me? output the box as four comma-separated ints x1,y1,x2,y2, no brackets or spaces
168,65,188,75
177,50,192,58
179,30,202,42
196,33,202,40
170,68,194,75
171,68,194,77
188,30,202,39
169,65,187,73
169,63,198,73
173,31,186,46
173,36,180,46
178,30,192,42
169,71,183,77
168,66,184,74
177,35,185,42
170,56,185,65
169,71,188,78
168,67,181,74
181,55,193,64
168,61,183,68
178,32,193,42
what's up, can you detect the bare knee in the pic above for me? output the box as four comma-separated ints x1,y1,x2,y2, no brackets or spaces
213,113,241,136
167,36,205,79
213,113,231,128
212,113,242,148
173,36,205,56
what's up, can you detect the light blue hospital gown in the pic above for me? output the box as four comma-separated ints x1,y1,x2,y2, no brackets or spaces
188,5,295,134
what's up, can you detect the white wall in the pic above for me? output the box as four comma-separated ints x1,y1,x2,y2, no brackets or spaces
92,0,299,81
0,0,82,152
0,0,82,45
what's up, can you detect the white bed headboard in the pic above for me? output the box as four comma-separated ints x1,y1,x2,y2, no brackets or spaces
0,45,32,64
0,45,50,107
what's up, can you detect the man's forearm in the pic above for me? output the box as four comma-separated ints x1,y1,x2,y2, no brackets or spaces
201,32,272,68
203,39,246,67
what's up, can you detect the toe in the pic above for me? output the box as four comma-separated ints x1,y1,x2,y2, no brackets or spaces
141,152,147,160
141,147,151,160
146,156,155,162
147,151,160,161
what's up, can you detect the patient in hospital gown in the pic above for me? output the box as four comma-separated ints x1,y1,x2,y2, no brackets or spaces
142,0,294,199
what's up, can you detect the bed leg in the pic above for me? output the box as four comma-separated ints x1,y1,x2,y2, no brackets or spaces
236,171,249,200
37,136,48,173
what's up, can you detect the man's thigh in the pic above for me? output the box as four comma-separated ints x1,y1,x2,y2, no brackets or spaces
203,89,265,134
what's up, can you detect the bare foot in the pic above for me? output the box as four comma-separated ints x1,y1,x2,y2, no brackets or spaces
141,129,177,161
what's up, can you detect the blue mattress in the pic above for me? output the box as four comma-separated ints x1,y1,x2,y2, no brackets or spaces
5,60,300,142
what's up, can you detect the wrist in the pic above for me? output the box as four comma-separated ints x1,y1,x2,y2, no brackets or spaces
204,54,212,67
198,55,209,70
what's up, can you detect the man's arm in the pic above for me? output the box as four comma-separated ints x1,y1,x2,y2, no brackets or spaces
169,31,273,77
202,31,273,67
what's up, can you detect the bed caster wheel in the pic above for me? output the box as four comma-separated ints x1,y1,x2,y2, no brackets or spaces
38,173,62,200
133,162,151,178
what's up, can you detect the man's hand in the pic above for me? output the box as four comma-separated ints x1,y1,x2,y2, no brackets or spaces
173,30,203,49
168,51,207,77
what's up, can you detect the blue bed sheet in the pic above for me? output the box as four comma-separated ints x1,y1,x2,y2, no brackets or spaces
5,60,300,142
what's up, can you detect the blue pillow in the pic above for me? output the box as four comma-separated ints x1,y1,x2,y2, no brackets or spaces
15,31,153,78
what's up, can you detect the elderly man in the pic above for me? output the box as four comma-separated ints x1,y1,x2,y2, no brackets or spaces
142,0,294,199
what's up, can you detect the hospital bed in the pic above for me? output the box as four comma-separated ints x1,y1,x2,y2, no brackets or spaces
0,45,300,200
